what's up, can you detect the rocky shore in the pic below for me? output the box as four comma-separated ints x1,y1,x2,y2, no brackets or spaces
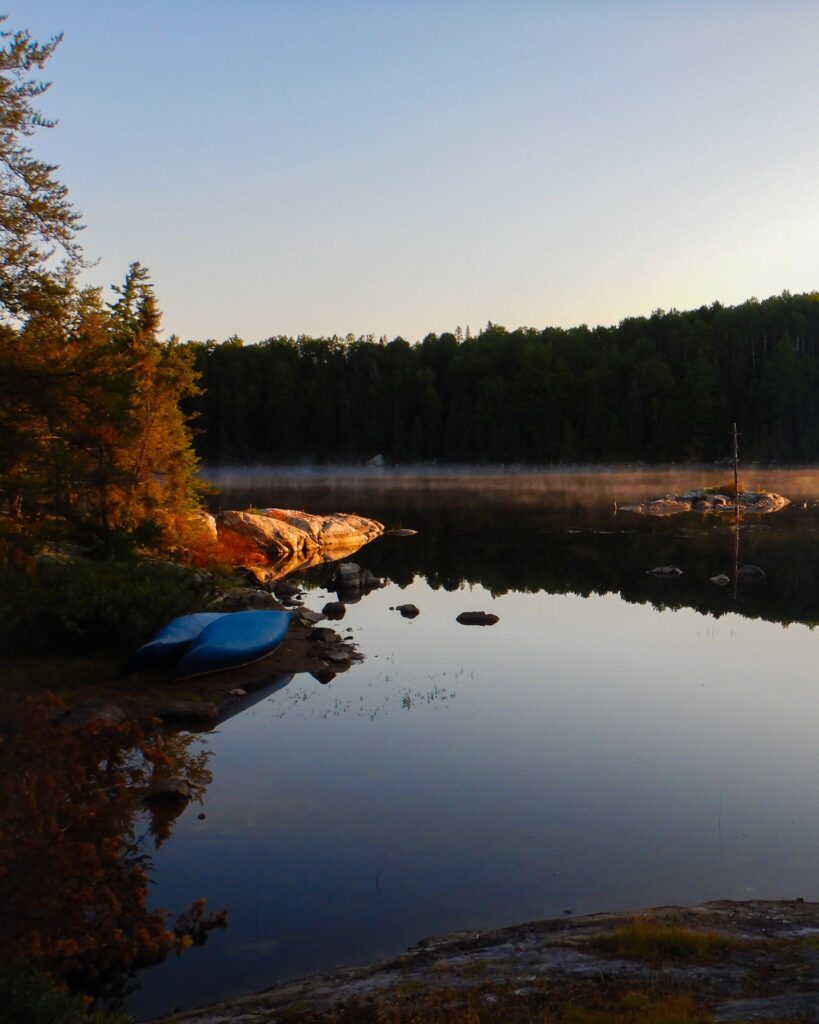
151,899,819,1023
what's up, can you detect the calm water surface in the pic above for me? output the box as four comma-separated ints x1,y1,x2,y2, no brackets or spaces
131,469,819,1019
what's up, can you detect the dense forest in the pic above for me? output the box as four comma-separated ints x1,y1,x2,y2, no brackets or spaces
190,292,819,465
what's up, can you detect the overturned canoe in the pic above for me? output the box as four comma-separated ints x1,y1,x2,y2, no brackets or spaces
125,612,227,674
175,610,293,680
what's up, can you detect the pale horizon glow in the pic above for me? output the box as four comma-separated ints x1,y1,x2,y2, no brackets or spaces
25,0,819,342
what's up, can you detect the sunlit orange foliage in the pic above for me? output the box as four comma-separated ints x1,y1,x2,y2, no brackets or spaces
0,698,225,1000
177,521,266,572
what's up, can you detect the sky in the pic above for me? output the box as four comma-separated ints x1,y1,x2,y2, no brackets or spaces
23,1,819,343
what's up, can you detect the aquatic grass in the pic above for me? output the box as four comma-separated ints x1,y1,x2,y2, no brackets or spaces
591,918,737,962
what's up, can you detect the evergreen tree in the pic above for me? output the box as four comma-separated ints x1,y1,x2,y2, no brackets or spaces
0,19,81,320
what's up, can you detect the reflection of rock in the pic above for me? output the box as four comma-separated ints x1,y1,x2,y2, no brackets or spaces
153,701,220,729
312,669,337,684
273,580,301,600
385,528,418,537
710,574,731,586
145,775,192,804
396,604,420,618
331,562,385,602
456,611,499,625
738,564,766,582
310,627,339,643
243,532,380,585
623,490,789,517
57,700,127,731
648,566,682,577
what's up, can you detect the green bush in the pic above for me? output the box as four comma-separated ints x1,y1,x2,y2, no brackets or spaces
0,560,208,653
0,964,130,1024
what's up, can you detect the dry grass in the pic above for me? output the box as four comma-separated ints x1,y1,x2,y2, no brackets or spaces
279,984,713,1024
591,918,737,963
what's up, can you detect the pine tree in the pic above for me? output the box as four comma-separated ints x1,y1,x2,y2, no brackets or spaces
0,18,81,320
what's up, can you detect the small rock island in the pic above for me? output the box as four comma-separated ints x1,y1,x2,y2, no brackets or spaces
621,488,789,516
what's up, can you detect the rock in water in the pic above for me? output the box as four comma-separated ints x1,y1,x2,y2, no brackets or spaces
396,604,420,618
456,611,499,625
648,566,683,577
273,580,301,599
710,574,731,586
322,601,346,620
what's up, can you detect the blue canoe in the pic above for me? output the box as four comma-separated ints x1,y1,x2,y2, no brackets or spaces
125,612,227,674
175,610,293,680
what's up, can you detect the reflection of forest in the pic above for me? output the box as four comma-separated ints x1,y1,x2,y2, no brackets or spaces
0,701,222,1007
296,499,819,629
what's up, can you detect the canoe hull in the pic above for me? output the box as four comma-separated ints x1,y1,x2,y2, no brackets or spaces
125,612,227,674
174,610,293,680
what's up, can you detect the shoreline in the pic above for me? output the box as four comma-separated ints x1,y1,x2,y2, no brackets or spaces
150,899,819,1023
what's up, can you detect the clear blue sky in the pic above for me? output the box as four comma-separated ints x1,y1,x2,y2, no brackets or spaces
24,1,819,342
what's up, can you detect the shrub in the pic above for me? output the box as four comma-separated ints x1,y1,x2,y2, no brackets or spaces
0,964,130,1024
0,560,208,653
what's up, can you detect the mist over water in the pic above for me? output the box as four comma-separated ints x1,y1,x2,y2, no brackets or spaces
131,467,819,1019
203,464,819,508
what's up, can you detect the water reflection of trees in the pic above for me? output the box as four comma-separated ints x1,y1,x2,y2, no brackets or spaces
306,504,819,629
0,699,224,1007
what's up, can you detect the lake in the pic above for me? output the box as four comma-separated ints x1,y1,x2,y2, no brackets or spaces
130,468,819,1019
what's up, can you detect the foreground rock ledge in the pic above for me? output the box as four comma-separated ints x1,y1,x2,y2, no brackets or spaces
152,899,819,1023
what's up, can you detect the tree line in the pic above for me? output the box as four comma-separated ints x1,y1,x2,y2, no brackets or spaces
189,292,819,466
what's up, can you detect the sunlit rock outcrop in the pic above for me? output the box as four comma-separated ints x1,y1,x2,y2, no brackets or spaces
217,508,384,574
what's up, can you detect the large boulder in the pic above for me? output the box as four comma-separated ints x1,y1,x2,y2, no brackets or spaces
217,508,384,560
217,510,311,557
